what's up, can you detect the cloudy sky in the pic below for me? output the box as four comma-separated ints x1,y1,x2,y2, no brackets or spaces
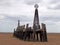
0,0,60,33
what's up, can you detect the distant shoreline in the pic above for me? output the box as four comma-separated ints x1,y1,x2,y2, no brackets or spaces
0,32,13,34
0,32,60,34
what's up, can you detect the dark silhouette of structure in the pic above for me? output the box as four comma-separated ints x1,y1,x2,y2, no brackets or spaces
13,4,48,42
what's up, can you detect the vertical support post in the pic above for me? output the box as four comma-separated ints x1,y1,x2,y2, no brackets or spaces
36,32,38,41
23,24,29,41
13,28,15,36
41,23,48,42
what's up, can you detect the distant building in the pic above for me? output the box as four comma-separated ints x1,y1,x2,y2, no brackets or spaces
13,4,48,42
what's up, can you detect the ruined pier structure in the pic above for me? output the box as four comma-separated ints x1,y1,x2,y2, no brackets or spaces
13,4,48,42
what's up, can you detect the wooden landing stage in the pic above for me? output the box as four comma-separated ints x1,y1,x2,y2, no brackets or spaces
14,30,47,42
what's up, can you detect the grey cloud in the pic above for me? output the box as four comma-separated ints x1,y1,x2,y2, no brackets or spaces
0,14,33,22
48,4,60,10
40,15,60,22
0,0,23,7
50,0,60,4
24,0,41,5
0,0,12,7
47,0,60,9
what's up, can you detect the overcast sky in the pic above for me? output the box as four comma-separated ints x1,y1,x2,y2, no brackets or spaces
0,0,60,33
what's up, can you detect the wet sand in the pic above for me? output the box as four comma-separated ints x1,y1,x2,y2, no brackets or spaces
0,33,60,45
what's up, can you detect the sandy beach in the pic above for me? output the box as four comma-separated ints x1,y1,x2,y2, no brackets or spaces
0,33,60,45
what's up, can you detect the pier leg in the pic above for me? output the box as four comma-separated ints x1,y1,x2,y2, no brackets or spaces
36,33,38,41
